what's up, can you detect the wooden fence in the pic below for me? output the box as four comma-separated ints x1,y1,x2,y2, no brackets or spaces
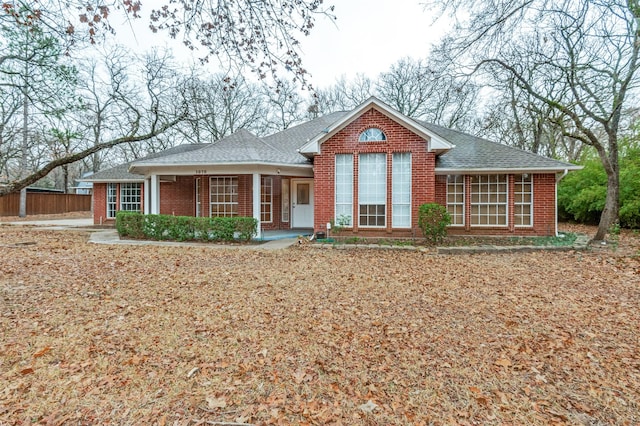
0,193,91,217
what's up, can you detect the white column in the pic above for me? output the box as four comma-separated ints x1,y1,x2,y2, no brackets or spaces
253,173,261,239
150,174,160,214
143,178,150,214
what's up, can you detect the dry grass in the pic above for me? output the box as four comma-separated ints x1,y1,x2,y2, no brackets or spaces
0,225,638,425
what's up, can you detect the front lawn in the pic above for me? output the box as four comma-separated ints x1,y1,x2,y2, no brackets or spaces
1,227,638,424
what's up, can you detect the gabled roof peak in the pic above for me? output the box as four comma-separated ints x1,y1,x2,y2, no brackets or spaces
298,96,454,156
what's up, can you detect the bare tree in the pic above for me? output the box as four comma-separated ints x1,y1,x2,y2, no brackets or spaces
429,0,640,241
377,56,478,129
3,1,335,90
312,74,374,116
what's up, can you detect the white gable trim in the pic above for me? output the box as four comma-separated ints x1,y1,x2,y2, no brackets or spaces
298,97,454,156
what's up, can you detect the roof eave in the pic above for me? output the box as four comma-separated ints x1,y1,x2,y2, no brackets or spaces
435,165,583,174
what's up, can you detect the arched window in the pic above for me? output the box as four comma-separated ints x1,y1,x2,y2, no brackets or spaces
358,127,387,142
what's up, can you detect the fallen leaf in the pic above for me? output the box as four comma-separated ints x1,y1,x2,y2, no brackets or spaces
20,367,34,375
33,346,52,358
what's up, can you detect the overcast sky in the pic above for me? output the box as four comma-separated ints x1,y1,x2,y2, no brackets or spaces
114,1,447,88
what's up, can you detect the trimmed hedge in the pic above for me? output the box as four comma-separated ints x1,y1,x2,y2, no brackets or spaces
116,211,257,242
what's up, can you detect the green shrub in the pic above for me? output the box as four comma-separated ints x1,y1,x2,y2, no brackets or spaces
418,203,451,244
115,212,257,242
558,142,640,228
115,211,145,238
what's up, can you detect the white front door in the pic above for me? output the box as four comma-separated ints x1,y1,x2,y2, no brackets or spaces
291,179,314,228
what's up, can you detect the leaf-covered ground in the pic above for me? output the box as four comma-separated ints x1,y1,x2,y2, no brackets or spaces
1,225,638,425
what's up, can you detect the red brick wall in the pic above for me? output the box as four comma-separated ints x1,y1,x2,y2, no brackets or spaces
160,176,195,217
313,108,435,237
92,182,145,225
93,183,107,224
438,173,558,237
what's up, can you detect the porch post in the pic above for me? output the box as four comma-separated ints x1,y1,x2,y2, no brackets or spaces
143,178,150,214
150,174,160,214
253,173,262,239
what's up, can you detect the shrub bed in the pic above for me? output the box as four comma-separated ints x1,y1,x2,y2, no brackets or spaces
116,211,257,242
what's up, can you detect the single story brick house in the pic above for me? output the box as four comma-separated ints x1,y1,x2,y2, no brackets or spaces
83,97,580,238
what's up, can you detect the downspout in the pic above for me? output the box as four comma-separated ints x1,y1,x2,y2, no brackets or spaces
555,169,569,236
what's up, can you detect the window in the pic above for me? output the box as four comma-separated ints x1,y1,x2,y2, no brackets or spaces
514,174,533,226
446,175,465,226
392,153,411,227
335,154,353,226
107,183,117,219
359,153,386,227
195,178,201,217
120,183,141,212
358,127,386,142
470,175,508,226
281,179,290,223
210,176,238,217
261,177,273,223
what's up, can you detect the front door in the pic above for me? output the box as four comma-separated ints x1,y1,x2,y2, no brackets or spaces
291,179,314,228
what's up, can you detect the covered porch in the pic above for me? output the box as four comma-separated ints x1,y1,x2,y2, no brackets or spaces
139,166,314,239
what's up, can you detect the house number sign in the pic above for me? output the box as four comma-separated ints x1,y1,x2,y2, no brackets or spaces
195,170,208,175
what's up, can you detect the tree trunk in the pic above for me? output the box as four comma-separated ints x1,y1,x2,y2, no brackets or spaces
593,141,620,241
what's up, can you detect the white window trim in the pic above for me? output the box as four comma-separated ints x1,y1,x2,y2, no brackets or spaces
514,174,534,227
470,174,509,227
358,127,387,142
281,178,290,223
209,176,238,217
120,183,142,213
334,154,354,227
107,183,117,219
392,152,411,228
195,178,201,217
261,177,273,224
358,153,387,228
446,175,465,227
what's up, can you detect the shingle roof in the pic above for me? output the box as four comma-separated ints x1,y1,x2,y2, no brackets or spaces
86,102,579,179
421,122,579,172
82,143,206,181
132,112,349,168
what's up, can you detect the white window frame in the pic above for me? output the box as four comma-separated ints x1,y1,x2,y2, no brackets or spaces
195,178,201,217
470,174,508,226
446,175,465,226
335,154,353,226
261,177,273,223
392,152,411,228
358,153,387,228
281,178,290,223
120,183,142,213
209,176,238,217
107,183,117,219
359,127,387,142
514,174,533,227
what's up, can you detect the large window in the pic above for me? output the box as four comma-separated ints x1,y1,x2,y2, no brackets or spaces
210,176,238,217
514,174,533,226
107,183,117,219
120,183,141,212
261,177,273,223
470,175,508,226
335,154,353,226
392,153,411,227
359,153,386,227
446,175,465,226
